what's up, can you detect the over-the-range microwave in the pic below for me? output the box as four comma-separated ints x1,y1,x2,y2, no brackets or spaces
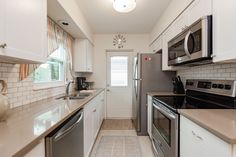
168,16,212,66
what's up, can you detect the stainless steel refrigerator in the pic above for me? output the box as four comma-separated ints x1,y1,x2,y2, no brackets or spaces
132,53,176,135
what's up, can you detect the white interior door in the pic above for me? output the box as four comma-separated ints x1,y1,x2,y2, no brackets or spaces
106,51,133,119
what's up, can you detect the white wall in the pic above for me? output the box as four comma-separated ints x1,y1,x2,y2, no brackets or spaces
150,0,193,44
89,34,150,88
88,34,149,118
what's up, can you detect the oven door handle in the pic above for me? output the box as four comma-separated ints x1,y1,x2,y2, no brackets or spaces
151,138,161,157
153,103,176,120
184,30,192,58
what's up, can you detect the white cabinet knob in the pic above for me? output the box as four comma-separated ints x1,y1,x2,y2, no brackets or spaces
0,43,7,49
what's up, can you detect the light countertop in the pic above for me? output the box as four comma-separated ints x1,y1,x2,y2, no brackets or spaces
0,89,104,157
179,109,236,144
147,92,185,96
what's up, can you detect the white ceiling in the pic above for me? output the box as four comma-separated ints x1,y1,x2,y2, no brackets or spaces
76,0,171,34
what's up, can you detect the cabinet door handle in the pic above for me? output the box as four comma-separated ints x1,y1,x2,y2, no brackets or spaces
192,131,203,141
0,43,7,49
196,135,203,140
93,109,96,112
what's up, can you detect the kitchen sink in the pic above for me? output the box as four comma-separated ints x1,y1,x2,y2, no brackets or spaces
56,93,91,100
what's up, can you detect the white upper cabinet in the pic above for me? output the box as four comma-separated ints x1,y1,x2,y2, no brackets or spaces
173,0,212,38
86,40,93,72
150,36,162,53
159,0,213,71
73,39,93,72
212,0,236,62
173,12,189,37
0,0,47,63
0,1,5,55
186,0,212,26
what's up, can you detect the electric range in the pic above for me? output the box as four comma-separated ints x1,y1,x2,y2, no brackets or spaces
151,79,236,157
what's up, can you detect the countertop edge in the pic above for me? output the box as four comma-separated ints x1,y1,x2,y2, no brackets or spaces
12,89,105,157
147,92,185,97
178,110,236,144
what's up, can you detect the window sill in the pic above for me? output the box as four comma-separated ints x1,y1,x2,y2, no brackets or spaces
33,81,66,91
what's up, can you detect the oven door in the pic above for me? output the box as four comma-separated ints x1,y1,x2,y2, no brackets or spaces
168,16,212,66
152,100,178,157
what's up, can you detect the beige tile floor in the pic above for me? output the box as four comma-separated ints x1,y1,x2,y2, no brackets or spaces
90,120,155,157
101,119,135,130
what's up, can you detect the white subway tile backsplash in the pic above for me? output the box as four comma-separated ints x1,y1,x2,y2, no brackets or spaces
177,63,236,83
0,63,67,109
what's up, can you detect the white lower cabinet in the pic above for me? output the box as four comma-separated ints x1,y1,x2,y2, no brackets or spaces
147,95,152,138
23,140,45,157
84,91,105,157
22,92,104,157
180,116,232,157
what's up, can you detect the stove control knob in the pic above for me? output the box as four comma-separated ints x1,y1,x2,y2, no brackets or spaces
218,84,224,89
186,81,194,86
212,84,218,88
225,84,231,90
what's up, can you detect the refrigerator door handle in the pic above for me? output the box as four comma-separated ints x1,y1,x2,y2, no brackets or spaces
133,78,142,81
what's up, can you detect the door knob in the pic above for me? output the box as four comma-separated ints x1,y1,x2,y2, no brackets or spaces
107,89,110,92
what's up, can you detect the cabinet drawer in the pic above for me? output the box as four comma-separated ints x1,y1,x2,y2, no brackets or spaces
180,116,231,157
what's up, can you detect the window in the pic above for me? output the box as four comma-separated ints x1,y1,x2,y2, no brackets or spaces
110,56,128,87
34,45,66,84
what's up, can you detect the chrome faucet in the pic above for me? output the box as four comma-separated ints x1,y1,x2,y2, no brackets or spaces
66,80,74,96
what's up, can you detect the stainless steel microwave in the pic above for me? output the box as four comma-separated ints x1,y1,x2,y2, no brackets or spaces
168,16,212,66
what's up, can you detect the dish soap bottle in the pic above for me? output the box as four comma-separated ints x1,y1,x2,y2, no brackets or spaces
0,80,9,121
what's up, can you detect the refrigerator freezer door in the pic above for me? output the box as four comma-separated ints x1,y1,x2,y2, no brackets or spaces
133,53,176,135
132,53,141,132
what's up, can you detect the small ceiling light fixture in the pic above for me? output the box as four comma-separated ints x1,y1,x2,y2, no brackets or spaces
113,0,136,13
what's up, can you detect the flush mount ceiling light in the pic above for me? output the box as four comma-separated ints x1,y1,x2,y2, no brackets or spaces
113,0,136,13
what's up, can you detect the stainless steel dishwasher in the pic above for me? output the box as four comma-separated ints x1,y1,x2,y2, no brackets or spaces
46,109,84,157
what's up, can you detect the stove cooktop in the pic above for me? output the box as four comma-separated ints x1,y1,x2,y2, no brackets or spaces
153,79,236,112
153,92,236,112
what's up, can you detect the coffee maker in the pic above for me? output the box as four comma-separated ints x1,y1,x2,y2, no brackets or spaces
76,77,88,91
